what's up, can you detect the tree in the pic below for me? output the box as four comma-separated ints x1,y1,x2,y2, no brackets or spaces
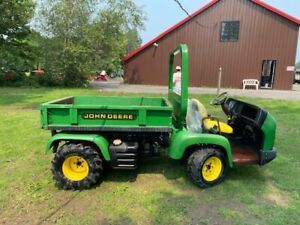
0,0,36,86
33,0,145,86
0,0,35,70
0,0,35,45
125,29,142,54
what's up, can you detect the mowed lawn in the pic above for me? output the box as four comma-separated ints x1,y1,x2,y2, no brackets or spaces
0,87,299,225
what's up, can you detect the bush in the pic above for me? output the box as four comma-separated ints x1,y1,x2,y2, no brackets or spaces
0,64,87,87
38,71,63,87
63,64,86,87
0,70,25,87
38,64,86,87
24,75,42,87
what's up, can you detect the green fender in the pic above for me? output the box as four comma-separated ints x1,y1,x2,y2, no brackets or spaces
261,113,276,151
168,130,233,168
45,133,110,161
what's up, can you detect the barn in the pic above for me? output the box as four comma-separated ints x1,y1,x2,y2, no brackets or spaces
123,0,300,90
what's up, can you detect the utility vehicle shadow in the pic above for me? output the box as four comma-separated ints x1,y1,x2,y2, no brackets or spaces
101,154,268,188
102,155,186,183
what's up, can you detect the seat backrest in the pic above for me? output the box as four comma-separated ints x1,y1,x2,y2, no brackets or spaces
194,99,208,118
186,99,208,133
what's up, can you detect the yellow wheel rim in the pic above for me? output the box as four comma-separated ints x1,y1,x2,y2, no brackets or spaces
202,156,223,182
62,156,89,181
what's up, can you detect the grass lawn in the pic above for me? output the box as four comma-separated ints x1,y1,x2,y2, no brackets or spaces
0,87,299,225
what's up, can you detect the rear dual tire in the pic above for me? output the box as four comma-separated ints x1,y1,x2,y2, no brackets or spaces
187,148,227,188
51,143,103,190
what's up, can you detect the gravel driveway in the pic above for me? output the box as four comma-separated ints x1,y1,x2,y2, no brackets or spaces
100,84,300,101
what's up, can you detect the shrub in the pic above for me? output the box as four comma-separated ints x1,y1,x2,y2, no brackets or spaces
0,70,25,87
62,63,86,87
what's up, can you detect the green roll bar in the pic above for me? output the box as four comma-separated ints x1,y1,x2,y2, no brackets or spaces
168,44,189,129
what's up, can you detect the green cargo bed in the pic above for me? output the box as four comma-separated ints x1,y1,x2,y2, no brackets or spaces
41,96,173,132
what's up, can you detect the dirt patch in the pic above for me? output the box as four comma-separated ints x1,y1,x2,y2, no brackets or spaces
59,196,88,214
35,192,79,225
264,181,290,208
1,198,51,225
188,202,232,225
266,193,289,208
187,195,265,225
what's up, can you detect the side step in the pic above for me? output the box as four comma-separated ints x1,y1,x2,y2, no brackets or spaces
232,148,259,165
109,142,139,169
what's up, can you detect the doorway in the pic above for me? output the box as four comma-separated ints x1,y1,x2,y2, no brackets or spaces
260,60,276,89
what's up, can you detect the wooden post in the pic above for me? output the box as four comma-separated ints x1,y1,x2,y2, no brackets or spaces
217,67,222,95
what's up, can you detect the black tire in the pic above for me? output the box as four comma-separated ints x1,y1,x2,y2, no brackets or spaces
51,143,103,190
187,148,227,188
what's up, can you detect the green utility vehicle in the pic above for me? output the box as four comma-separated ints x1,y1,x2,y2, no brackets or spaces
41,44,276,190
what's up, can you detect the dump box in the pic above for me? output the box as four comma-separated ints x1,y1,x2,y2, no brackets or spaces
40,96,173,132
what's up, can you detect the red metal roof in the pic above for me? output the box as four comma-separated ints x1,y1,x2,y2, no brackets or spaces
123,0,300,63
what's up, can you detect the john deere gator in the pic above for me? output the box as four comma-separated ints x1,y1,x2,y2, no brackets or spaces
40,44,276,190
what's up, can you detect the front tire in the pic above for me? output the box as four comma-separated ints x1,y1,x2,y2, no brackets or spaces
187,148,227,188
51,143,103,190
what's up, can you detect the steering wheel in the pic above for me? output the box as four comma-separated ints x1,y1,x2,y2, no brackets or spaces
210,92,228,105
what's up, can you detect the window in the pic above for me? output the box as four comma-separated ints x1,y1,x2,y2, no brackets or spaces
220,21,240,41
